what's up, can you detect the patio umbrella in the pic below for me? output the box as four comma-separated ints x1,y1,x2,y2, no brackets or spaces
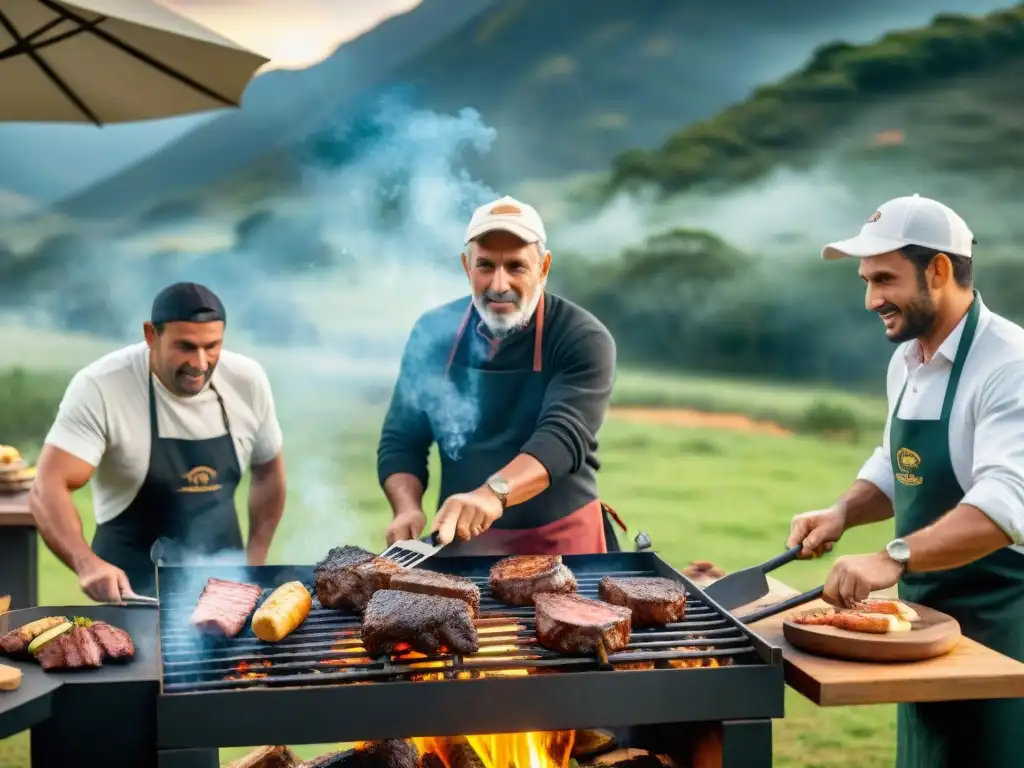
0,0,269,124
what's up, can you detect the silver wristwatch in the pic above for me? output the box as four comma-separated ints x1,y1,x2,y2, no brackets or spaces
885,538,911,573
485,474,510,509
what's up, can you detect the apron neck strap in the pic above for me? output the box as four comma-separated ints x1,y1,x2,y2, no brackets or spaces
148,371,231,435
939,289,981,422
445,293,547,375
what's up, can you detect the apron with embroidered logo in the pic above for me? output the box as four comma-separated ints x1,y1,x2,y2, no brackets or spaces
891,291,1024,768
431,294,626,556
91,375,244,596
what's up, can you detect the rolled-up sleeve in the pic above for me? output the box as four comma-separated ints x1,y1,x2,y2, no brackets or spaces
521,325,616,481
960,360,1024,545
856,348,901,500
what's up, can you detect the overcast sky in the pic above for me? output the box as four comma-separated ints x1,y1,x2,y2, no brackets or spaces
159,0,423,69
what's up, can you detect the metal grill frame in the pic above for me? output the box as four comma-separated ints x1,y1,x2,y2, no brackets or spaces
156,552,785,750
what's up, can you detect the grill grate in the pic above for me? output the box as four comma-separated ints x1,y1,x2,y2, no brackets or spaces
158,565,760,695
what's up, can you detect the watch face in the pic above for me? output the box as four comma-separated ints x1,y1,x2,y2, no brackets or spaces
490,476,509,495
888,539,910,562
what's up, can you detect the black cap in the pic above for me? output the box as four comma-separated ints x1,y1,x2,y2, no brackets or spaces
150,282,226,325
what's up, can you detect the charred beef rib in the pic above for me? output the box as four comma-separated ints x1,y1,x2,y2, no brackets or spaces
598,576,687,627
88,621,136,661
190,577,264,637
488,555,577,606
361,589,479,656
533,592,632,655
389,569,481,618
315,545,402,613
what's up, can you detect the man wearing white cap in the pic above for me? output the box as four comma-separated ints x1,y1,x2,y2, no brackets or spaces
376,195,623,555
787,194,1024,767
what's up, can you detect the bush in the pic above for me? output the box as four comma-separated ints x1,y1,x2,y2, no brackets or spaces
0,368,69,456
798,401,862,441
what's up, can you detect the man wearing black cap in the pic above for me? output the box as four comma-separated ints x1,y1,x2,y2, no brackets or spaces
29,282,287,601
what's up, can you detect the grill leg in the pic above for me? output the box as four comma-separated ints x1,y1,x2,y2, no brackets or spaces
0,524,38,609
30,681,157,768
693,719,772,768
157,748,220,768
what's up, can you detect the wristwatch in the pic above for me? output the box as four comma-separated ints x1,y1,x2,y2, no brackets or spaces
885,538,911,574
485,474,510,509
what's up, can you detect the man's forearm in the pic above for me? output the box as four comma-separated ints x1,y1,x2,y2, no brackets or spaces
492,453,550,507
383,473,426,516
28,482,94,573
247,467,286,564
836,479,894,529
904,503,1012,573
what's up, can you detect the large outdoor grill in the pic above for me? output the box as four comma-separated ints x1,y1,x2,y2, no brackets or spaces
154,551,786,767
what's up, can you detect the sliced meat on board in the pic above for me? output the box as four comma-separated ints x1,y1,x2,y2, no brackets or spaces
488,554,577,606
315,545,402,613
534,592,632,655
598,576,687,627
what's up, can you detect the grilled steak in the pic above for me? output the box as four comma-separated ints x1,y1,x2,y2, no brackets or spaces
533,593,632,655
389,569,481,618
300,740,418,768
315,545,402,613
488,555,577,606
598,576,687,627
190,577,263,637
361,589,479,656
89,621,136,661
37,625,104,671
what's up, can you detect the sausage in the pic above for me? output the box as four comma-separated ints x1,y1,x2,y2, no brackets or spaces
251,581,312,642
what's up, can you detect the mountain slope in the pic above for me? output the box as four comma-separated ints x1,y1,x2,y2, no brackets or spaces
604,4,1024,201
51,0,1011,221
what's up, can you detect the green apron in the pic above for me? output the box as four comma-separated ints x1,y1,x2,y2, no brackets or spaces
891,291,1024,768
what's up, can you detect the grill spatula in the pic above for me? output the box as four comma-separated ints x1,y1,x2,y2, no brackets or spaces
702,544,806,611
379,532,444,568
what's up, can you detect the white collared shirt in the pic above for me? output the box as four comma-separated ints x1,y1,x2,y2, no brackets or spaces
857,296,1024,556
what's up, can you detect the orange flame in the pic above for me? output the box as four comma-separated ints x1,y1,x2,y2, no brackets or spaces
226,660,271,680
357,732,575,768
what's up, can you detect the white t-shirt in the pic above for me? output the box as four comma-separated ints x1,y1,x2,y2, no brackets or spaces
44,342,284,525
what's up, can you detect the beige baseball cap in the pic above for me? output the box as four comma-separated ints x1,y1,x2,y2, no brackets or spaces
822,193,975,261
464,195,547,245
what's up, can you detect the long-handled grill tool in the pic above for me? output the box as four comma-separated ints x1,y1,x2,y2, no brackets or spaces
379,532,444,568
734,585,826,624
703,545,810,611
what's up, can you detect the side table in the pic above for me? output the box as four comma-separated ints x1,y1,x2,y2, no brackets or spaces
0,491,38,609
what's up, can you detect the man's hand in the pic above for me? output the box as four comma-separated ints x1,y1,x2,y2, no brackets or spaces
822,552,903,609
787,507,847,558
76,554,136,604
386,508,427,546
431,487,503,546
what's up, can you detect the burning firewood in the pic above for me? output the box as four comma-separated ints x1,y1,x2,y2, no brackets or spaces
301,740,419,768
225,745,300,768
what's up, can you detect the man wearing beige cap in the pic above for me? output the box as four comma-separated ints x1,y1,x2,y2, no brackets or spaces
376,195,624,555
787,194,1024,767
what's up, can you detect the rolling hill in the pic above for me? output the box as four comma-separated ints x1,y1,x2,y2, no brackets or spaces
604,3,1024,207
49,0,1010,221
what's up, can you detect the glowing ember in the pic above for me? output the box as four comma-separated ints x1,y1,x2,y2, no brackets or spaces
226,660,271,680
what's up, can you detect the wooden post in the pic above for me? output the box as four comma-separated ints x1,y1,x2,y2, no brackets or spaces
0,491,38,609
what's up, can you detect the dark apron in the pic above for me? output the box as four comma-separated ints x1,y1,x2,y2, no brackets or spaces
91,375,244,597
433,294,625,556
892,291,1024,768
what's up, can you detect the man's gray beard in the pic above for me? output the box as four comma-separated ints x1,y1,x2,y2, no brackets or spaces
473,280,546,339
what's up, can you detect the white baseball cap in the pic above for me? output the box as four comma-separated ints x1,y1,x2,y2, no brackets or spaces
464,195,547,245
822,193,975,261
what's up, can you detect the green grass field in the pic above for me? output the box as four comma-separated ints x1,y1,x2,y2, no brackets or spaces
0,378,897,768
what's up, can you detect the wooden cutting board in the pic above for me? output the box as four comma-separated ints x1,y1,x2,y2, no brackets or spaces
741,579,1024,706
782,602,961,662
